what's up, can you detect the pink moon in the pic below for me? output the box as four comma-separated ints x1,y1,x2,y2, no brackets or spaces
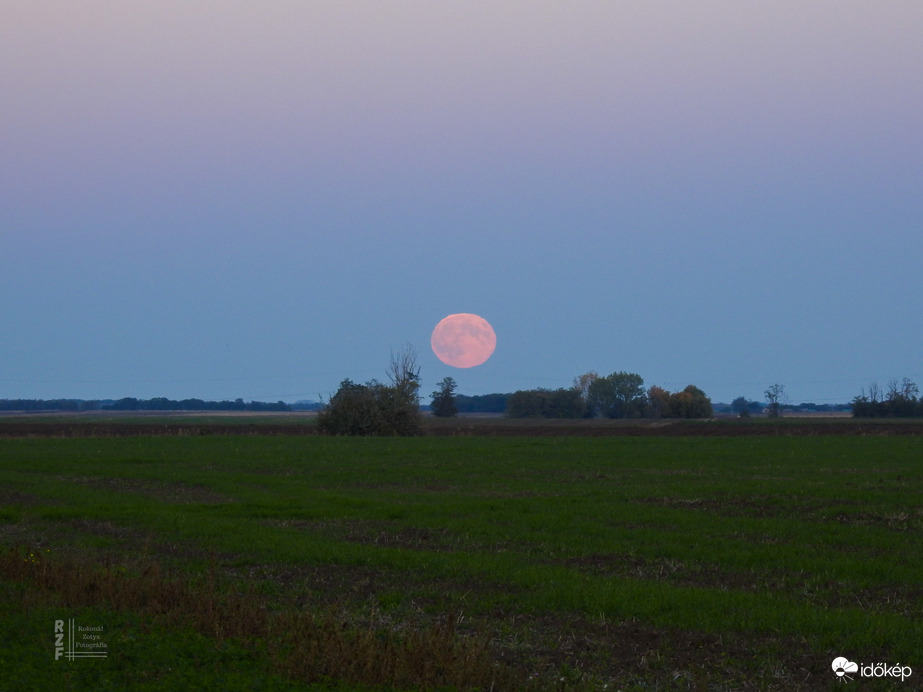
430,314,497,368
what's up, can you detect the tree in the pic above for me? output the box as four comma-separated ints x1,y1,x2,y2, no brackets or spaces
430,377,459,418
854,377,922,417
382,345,423,434
764,384,786,418
387,345,420,391
454,393,509,413
887,377,919,417
573,371,599,417
505,388,584,418
506,389,545,418
318,346,423,436
731,396,750,417
669,385,713,418
647,386,671,418
545,388,585,418
588,371,646,419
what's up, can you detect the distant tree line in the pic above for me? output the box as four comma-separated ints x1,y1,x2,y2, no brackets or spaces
505,388,585,418
290,400,323,411
453,393,509,414
504,371,714,419
851,378,923,418
0,399,99,412
0,398,290,412
723,396,851,417
728,397,767,417
105,397,290,412
797,402,852,413
440,390,853,418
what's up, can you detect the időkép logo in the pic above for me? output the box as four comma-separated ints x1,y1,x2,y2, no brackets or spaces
832,657,912,683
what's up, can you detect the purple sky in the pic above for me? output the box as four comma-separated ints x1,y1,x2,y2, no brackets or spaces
2,2,921,405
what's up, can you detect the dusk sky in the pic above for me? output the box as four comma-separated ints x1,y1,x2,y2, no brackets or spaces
3,2,921,405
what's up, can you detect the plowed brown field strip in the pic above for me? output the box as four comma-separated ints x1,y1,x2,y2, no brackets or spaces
2,419,922,437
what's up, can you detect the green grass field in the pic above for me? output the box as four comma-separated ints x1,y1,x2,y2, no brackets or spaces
1,434,920,690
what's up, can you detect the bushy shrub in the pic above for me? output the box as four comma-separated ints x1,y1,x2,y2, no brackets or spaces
318,348,424,436
318,379,423,436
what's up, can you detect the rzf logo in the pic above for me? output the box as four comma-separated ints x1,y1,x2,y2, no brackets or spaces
54,620,65,660
52,618,108,660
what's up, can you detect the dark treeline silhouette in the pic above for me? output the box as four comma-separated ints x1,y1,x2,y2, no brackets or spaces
0,399,95,412
453,393,509,414
505,388,585,418
106,397,290,412
0,398,291,412
504,372,714,419
851,378,923,418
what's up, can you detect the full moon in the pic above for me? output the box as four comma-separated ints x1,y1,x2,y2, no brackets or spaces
431,313,497,368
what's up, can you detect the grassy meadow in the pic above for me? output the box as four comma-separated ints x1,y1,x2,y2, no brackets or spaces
1,432,920,690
